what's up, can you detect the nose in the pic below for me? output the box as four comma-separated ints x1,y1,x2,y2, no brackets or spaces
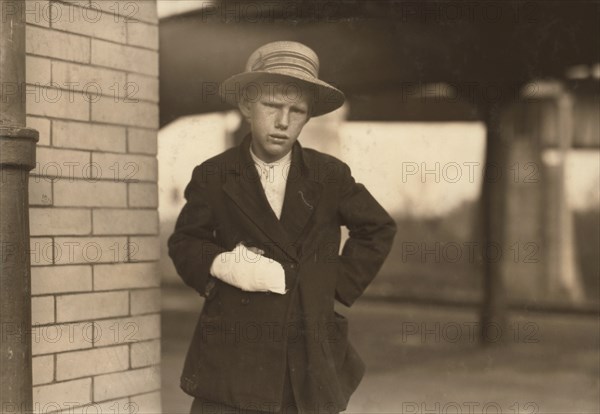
275,109,289,130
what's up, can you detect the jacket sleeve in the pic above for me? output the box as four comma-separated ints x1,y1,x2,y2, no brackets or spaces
336,163,397,307
168,164,227,297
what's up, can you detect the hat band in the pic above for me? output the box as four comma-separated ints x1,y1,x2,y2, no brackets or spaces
260,61,317,79
251,51,319,77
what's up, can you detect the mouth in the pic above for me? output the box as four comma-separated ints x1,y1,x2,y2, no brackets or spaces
269,134,289,143
269,133,288,139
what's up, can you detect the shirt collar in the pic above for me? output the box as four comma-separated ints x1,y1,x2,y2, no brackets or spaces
249,144,292,168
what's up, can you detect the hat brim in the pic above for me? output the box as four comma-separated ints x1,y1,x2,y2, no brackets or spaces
220,71,345,117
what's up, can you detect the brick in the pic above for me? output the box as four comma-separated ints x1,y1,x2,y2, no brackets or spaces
127,128,157,154
26,116,51,146
26,55,52,85
52,61,127,98
126,20,158,50
94,262,159,290
32,322,93,355
128,236,160,261
54,237,128,265
29,176,53,206
56,345,129,380
130,391,161,414
91,152,157,182
26,85,90,121
26,26,90,63
52,3,127,43
130,339,160,368
33,378,91,410
57,0,90,6
31,265,92,295
53,120,126,152
130,288,160,315
95,0,158,24
92,209,158,235
91,39,158,76
54,180,127,207
29,208,91,236
32,147,90,179
25,1,53,28
92,95,158,128
32,296,55,325
30,237,54,266
56,291,129,322
54,398,131,414
133,1,159,24
32,355,54,385
94,314,160,347
127,73,158,102
94,366,160,401
128,182,157,208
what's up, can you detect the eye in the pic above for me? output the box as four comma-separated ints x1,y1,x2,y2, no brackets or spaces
291,107,307,115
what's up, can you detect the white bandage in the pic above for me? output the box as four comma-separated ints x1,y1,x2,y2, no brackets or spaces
209,243,286,294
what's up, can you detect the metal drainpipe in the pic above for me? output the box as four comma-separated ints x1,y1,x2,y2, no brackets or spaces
1,1,38,412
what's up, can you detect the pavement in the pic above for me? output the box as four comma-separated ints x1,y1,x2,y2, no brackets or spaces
161,286,599,414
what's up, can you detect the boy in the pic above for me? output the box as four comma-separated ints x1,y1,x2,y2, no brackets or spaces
169,41,396,414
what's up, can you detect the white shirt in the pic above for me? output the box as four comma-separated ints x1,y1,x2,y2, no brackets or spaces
249,146,292,219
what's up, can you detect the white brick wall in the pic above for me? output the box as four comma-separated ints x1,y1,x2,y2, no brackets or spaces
53,120,127,152
56,346,129,380
56,291,129,322
92,209,159,235
130,289,161,315
93,262,160,290
31,265,93,294
32,355,54,386
94,366,160,402
26,26,90,62
131,339,160,368
26,1,161,411
127,128,157,155
94,314,160,347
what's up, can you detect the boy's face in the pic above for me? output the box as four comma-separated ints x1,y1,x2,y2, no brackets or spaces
239,81,311,163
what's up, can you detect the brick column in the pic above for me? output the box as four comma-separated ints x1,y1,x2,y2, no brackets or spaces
24,1,161,412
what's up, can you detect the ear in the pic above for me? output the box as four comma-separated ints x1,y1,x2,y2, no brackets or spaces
238,98,252,122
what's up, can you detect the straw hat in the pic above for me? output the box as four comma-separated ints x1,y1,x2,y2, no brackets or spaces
220,41,345,117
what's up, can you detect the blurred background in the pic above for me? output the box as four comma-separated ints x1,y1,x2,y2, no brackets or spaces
156,1,599,413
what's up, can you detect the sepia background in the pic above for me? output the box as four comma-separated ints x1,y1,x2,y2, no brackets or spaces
0,0,598,413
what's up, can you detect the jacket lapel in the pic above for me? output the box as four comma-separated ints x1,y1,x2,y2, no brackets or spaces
222,136,299,260
279,145,323,244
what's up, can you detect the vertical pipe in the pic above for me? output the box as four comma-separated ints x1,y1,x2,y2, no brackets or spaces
1,0,38,412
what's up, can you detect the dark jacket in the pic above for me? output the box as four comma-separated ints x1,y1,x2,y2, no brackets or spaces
168,135,396,413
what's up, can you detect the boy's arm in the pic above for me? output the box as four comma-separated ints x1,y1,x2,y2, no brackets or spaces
168,165,227,297
336,163,397,307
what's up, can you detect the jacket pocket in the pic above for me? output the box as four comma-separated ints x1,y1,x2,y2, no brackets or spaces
199,279,221,321
323,312,349,369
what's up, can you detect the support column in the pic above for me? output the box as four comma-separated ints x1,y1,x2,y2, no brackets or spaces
1,0,38,412
480,101,509,345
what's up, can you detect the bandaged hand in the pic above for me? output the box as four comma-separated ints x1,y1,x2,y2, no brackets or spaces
209,243,287,294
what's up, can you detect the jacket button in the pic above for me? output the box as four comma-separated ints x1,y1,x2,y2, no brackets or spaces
290,264,296,270
204,279,215,297
241,298,250,305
